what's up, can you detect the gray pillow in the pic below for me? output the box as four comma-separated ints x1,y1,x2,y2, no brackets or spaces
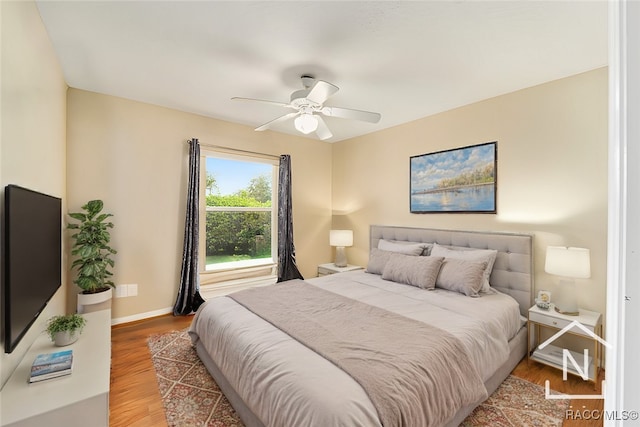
382,253,444,289
430,243,497,293
377,239,431,256
365,248,394,275
435,258,487,297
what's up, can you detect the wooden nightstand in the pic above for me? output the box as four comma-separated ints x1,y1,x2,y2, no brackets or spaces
527,304,603,382
317,263,363,277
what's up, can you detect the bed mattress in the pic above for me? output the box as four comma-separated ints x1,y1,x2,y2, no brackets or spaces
189,270,523,427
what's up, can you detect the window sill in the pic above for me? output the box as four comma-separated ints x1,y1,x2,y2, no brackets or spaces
200,275,277,299
204,258,274,272
200,262,276,287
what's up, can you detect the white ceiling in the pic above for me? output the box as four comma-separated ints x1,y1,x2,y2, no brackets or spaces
36,1,608,143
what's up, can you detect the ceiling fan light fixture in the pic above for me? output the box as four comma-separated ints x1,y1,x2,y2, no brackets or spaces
234,76,381,139
294,113,318,134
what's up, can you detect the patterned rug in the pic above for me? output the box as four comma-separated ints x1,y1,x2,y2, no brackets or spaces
148,330,569,427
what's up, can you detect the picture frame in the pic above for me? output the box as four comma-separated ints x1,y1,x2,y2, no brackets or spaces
410,141,497,213
536,290,552,310
537,290,552,304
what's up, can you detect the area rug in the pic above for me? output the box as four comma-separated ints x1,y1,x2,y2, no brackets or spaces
148,330,569,427
459,375,569,427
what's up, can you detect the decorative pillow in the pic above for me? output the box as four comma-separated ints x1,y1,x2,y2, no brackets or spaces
382,254,444,289
377,239,431,256
365,248,394,275
436,258,487,297
430,243,497,293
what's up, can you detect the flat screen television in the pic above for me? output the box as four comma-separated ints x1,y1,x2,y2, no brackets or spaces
3,185,62,353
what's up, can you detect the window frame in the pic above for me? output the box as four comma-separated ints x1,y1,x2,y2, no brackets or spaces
198,149,278,284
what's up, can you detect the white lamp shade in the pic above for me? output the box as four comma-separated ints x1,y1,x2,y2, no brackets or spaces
545,246,591,279
294,114,318,134
330,230,353,247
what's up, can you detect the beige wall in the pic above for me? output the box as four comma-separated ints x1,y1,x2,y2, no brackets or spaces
0,1,68,387
66,89,332,321
0,0,608,383
332,68,608,317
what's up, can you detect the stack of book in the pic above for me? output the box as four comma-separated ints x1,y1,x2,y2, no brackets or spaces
29,349,73,383
532,344,594,380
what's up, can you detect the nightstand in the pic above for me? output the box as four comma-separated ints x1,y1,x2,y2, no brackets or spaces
317,263,363,277
527,304,603,382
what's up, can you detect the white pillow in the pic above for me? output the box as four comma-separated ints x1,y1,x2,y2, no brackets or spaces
430,243,497,293
377,239,431,256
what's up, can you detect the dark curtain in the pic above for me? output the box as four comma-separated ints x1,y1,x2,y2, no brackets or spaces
277,154,304,282
173,138,205,315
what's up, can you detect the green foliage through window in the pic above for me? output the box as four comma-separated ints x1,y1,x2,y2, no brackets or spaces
204,165,273,266
206,211,271,259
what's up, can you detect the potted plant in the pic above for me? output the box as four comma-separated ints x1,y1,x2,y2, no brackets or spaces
68,200,117,312
46,314,87,346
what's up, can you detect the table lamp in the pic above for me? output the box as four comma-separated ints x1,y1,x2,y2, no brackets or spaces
544,246,591,315
330,230,353,268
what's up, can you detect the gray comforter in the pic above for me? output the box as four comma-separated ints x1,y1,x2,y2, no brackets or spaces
190,270,522,427
228,280,487,427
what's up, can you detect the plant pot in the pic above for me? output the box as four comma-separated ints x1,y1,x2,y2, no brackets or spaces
53,330,80,346
77,287,113,313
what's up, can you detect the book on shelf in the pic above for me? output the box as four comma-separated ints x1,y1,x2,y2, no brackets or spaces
532,343,594,379
29,349,73,383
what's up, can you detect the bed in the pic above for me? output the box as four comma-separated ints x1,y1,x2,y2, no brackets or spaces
189,225,533,427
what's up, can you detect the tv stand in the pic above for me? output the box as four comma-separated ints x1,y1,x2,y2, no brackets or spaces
0,310,111,427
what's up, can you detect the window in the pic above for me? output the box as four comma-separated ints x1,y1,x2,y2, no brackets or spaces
200,151,278,283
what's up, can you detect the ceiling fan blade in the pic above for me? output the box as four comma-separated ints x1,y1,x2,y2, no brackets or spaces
255,112,299,131
306,80,339,105
314,115,333,140
232,97,292,109
321,106,381,124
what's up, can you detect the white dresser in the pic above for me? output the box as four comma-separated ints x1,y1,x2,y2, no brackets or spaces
0,309,111,427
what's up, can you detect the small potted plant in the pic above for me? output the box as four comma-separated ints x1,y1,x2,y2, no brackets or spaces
68,200,117,312
46,314,87,346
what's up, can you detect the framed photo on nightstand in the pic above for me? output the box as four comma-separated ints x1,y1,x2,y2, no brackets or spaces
536,290,551,310
537,290,551,304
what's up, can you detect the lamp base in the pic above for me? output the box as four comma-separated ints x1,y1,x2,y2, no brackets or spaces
334,246,347,268
554,279,579,316
554,306,579,316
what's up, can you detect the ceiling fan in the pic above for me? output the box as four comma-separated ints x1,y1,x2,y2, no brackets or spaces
232,75,381,140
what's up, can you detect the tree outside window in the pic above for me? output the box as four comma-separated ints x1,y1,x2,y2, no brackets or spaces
203,156,276,271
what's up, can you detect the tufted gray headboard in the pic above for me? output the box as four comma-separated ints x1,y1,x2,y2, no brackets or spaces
370,225,534,316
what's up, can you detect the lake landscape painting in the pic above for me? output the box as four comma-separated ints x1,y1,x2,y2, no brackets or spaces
410,142,496,213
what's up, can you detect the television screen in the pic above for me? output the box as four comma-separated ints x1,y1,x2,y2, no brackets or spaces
3,185,62,353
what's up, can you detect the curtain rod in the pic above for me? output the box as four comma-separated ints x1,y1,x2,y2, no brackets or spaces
191,141,281,161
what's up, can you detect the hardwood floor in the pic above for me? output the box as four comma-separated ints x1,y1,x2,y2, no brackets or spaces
109,314,604,427
512,357,605,427
110,314,193,427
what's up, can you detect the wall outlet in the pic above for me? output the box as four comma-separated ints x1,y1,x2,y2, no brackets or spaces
115,285,127,298
115,284,139,297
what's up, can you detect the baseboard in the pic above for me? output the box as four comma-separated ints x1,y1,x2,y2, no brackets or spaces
110,277,276,325
111,307,174,325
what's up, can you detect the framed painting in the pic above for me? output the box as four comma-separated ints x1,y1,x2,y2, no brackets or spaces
410,141,497,213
